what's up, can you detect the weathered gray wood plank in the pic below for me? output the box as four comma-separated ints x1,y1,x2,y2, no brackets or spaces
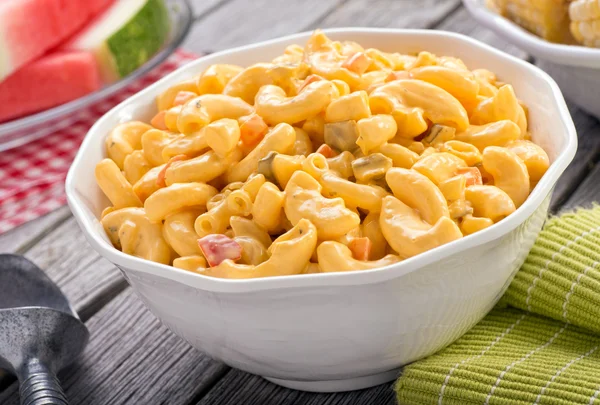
181,0,344,53
0,289,228,405
196,369,395,405
0,214,127,393
0,212,126,323
0,206,71,254
18,216,126,321
436,6,528,59
559,158,600,212
308,0,460,30
550,106,600,212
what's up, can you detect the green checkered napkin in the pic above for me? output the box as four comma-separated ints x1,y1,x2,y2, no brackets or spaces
396,206,600,405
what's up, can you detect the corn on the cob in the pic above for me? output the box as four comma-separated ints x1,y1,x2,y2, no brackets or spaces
488,0,575,43
570,0,600,46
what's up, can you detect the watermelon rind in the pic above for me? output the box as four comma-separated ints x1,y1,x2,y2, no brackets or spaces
64,0,170,83
106,0,170,80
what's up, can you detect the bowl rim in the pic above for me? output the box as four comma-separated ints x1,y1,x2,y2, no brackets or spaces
462,0,600,68
66,27,577,294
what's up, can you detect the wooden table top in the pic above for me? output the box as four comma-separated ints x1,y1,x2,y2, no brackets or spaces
2,1,600,404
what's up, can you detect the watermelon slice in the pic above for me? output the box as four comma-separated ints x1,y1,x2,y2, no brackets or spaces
0,51,101,123
63,0,171,83
0,0,113,81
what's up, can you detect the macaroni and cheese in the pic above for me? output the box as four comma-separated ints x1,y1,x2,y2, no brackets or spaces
95,30,550,279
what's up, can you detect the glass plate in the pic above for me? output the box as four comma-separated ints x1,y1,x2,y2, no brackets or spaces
0,0,193,152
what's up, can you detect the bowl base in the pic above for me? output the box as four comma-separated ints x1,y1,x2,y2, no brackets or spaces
263,368,401,393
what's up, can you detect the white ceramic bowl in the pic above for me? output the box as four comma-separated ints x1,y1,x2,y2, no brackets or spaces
66,28,577,393
463,0,600,119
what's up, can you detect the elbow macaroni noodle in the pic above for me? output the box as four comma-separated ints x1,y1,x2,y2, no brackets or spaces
95,30,550,279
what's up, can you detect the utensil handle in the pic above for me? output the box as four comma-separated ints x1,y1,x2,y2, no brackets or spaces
19,360,68,405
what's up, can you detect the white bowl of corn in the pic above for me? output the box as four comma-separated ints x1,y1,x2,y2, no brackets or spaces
464,0,600,119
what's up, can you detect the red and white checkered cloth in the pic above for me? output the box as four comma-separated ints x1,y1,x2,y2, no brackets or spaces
0,50,199,234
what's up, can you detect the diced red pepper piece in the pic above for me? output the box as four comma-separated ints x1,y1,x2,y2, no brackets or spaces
156,154,188,187
198,234,243,267
239,113,268,147
457,167,483,187
316,144,336,158
298,74,324,93
348,237,372,261
173,91,197,106
385,71,411,82
151,111,168,130
342,52,372,75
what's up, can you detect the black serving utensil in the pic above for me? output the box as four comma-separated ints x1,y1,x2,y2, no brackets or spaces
0,254,89,405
